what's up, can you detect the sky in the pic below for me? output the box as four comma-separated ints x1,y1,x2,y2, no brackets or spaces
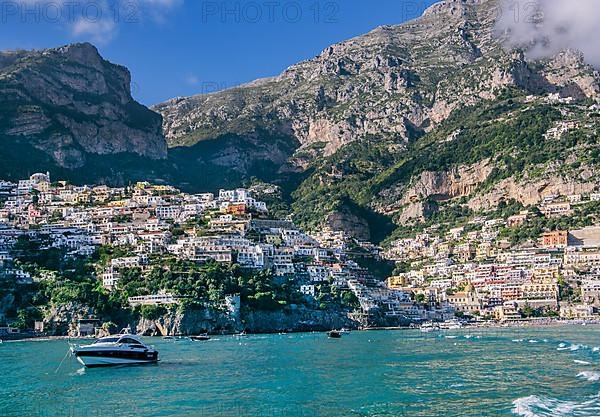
0,0,438,105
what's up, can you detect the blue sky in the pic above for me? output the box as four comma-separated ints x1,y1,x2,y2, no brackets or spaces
0,0,437,105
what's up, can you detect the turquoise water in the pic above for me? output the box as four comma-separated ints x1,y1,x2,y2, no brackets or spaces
2,326,600,416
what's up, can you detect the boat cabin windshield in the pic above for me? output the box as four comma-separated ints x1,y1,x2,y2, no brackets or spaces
95,337,120,344
94,336,145,345
118,337,144,346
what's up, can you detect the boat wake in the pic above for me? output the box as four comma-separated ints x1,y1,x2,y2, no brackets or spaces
557,343,587,352
513,392,600,416
577,372,600,382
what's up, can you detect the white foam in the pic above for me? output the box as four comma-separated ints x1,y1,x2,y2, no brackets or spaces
512,396,543,417
577,371,600,382
558,343,586,351
512,392,600,416
574,360,591,365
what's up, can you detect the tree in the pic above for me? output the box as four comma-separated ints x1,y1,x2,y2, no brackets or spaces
415,293,426,304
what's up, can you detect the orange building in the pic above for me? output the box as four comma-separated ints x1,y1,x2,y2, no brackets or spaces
541,231,568,248
226,203,247,215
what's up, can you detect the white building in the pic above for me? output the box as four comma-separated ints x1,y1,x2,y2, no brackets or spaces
300,285,316,296
236,245,266,269
102,268,121,290
128,293,189,306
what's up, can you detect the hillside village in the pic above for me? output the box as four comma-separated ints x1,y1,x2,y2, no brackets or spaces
384,199,600,321
1,172,600,336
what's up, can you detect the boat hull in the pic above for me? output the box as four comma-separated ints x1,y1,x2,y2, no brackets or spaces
191,336,211,341
74,350,158,368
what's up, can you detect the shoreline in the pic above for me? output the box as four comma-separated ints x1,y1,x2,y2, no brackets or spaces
3,318,600,342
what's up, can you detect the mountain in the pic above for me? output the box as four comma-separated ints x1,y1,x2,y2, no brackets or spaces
0,43,167,181
155,0,597,169
1,0,599,243
155,0,600,241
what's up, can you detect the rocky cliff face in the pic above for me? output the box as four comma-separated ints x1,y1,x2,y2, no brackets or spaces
0,43,167,170
135,306,358,336
379,159,600,223
467,166,600,211
42,301,96,336
385,160,495,213
155,0,598,173
243,308,358,333
136,307,241,336
152,0,599,238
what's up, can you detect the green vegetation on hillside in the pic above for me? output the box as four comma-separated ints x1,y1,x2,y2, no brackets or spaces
6,237,338,329
290,92,599,244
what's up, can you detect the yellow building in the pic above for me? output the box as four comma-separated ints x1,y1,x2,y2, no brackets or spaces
494,303,522,321
387,275,409,289
532,266,560,283
264,234,282,245
108,199,129,207
520,283,558,301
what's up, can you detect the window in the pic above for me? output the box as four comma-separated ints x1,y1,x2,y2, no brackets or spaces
119,338,143,345
97,337,119,343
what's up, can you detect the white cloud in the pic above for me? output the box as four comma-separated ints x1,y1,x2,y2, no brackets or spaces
137,0,184,24
10,0,183,45
185,74,200,86
496,0,600,67
65,0,117,45
141,0,183,7
72,16,117,45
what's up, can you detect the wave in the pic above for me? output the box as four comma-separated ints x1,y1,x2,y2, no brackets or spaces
68,368,86,377
575,360,592,365
513,392,600,416
557,343,587,352
577,372,600,382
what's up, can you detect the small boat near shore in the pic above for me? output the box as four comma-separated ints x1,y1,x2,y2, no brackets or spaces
71,333,159,368
190,334,211,341
328,330,342,339
439,319,463,330
420,322,440,333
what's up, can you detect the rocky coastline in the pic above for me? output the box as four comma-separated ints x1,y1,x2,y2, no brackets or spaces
29,303,361,338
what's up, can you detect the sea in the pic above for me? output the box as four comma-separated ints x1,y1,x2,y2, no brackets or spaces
2,325,600,417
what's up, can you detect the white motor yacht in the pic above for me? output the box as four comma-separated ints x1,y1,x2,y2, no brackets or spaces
71,333,159,368
420,322,440,333
439,319,463,330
